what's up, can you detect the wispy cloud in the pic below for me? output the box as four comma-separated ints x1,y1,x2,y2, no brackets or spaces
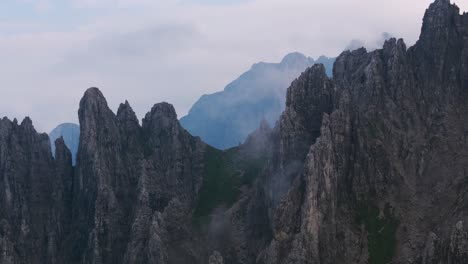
0,0,466,132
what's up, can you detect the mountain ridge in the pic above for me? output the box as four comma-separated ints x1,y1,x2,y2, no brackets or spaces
180,52,335,149
1,1,468,263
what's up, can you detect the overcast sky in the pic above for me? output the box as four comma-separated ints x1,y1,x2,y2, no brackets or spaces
1,0,467,132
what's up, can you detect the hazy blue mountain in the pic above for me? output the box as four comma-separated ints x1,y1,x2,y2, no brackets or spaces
49,123,80,164
180,52,335,149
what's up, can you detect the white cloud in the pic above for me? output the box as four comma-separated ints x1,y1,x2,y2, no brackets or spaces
0,0,467,132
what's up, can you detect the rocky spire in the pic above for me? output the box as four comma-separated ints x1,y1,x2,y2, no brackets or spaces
117,100,139,125
280,63,335,170
142,102,181,152
78,87,117,141
143,102,178,129
68,88,208,264
0,115,61,264
3,1,468,264
414,0,467,84
419,0,460,45
258,1,468,263
20,116,33,130
116,100,142,154
51,137,73,263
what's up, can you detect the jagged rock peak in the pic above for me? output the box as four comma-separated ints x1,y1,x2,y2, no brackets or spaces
54,135,65,147
434,0,451,6
79,88,112,121
78,87,114,121
54,136,72,162
383,37,406,49
142,102,180,138
420,0,464,40
0,116,12,125
0,117,32,134
118,99,131,110
423,0,464,28
281,52,310,64
78,87,119,153
308,62,328,76
117,100,138,123
0,118,14,136
81,87,107,104
117,100,131,112
20,116,33,129
286,63,330,107
0,116,41,136
423,0,455,19
144,102,178,122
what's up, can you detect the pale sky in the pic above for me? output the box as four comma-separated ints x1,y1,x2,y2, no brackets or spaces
1,0,467,132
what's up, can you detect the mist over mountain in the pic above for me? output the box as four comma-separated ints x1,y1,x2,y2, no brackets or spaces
1,1,468,264
180,52,335,149
45,53,334,161
49,123,80,165
345,32,394,51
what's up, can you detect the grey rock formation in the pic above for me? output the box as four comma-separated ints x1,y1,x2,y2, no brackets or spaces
1,88,210,264
209,251,224,264
49,123,80,165
0,117,72,264
180,52,335,150
67,88,208,264
256,1,468,263
1,1,468,263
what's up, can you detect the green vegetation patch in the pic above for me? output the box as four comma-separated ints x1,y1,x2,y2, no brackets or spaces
356,203,399,264
194,147,240,218
193,146,267,219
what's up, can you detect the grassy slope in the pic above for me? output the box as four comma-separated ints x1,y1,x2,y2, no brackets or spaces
194,146,267,219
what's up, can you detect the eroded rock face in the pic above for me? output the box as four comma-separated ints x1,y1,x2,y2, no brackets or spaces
270,64,336,207
67,88,208,264
257,1,468,263
1,1,468,264
0,118,72,264
1,87,210,264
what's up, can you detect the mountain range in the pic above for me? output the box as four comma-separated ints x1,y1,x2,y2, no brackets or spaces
1,0,468,263
49,52,334,157
180,53,335,149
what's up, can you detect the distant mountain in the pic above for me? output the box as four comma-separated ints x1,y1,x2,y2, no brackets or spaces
180,52,335,149
2,2,468,263
49,123,80,165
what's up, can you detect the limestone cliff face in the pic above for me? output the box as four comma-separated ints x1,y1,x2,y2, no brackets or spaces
67,88,207,264
1,1,468,264
271,64,336,206
0,88,209,264
0,117,72,264
257,1,468,263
